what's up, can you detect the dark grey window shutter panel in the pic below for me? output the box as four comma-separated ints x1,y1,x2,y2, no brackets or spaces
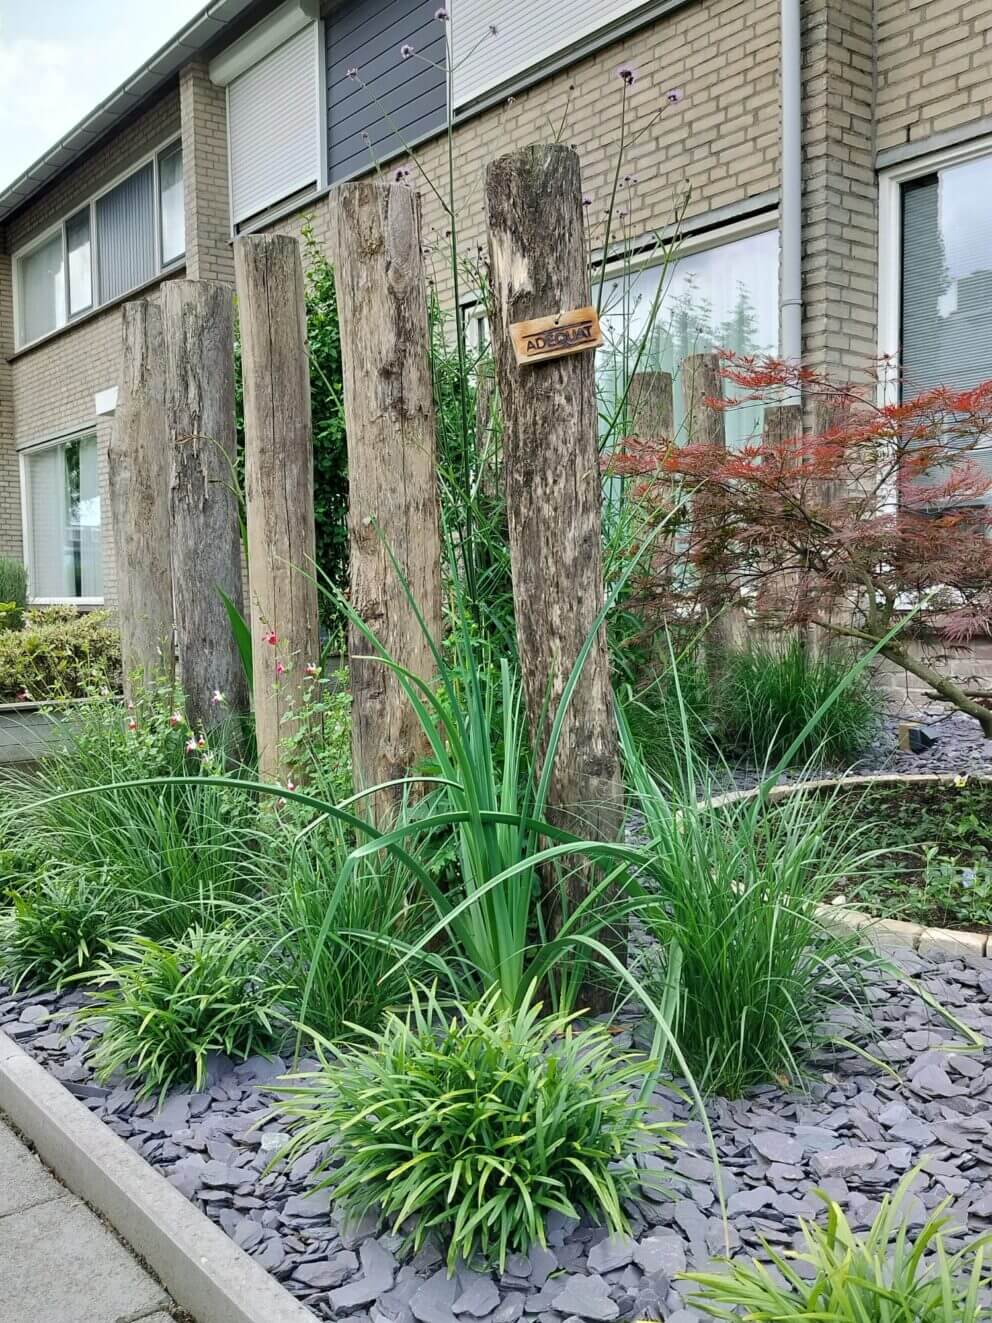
326,0,447,185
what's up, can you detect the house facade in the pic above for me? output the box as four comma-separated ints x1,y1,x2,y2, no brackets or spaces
1,0,991,692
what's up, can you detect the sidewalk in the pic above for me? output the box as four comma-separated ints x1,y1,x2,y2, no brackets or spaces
0,1113,177,1323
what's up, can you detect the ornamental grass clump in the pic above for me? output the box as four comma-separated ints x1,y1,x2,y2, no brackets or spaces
0,866,132,990
683,1168,992,1321
79,924,286,1100
273,984,679,1270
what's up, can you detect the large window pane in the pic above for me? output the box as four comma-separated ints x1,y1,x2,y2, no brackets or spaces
17,232,65,345
25,435,102,600
66,208,92,315
158,142,185,265
597,228,780,449
96,162,155,303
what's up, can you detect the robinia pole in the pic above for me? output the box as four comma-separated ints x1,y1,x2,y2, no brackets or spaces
330,178,443,823
234,233,320,785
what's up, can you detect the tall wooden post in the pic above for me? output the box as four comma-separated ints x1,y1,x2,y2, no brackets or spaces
109,301,174,696
759,402,805,641
330,180,443,820
161,279,248,735
485,144,623,961
234,235,320,785
629,369,674,438
683,351,739,669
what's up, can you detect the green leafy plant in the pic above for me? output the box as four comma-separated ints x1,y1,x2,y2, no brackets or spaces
274,984,678,1270
79,925,285,1099
683,1167,992,1321
715,639,882,767
0,557,28,633
0,606,121,700
0,866,132,989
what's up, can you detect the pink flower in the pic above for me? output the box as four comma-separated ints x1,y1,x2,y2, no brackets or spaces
286,778,296,793
126,700,135,711
304,662,319,678
16,689,31,702
169,711,183,727
400,43,414,59
127,719,138,732
665,87,684,104
211,690,224,706
185,737,198,753
197,736,206,750
275,660,286,676
264,630,278,646
616,63,637,85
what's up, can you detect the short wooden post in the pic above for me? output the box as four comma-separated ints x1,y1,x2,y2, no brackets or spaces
234,234,320,785
161,279,249,735
629,369,674,438
109,301,174,696
330,179,443,820
485,144,623,963
683,350,740,668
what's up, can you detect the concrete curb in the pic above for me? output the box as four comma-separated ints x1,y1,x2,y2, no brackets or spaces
0,1030,312,1323
710,772,992,960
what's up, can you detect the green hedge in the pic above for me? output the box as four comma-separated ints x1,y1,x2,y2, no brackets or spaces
0,559,28,632
0,608,122,702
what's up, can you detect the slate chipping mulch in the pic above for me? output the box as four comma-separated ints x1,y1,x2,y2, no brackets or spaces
3,943,992,1323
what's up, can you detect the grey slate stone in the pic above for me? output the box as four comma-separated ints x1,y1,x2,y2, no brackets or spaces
587,1234,635,1274
552,1276,619,1321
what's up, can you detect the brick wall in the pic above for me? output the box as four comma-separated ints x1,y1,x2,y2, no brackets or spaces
876,0,992,154
180,59,235,284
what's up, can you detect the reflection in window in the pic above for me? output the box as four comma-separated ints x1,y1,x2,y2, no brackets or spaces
597,228,780,448
66,209,92,316
18,232,66,345
25,434,102,600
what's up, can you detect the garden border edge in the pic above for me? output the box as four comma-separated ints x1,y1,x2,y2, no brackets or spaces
710,772,992,960
0,1028,313,1323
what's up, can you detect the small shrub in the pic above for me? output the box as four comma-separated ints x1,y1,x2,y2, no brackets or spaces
717,640,881,767
683,1168,992,1321
0,867,132,990
274,985,678,1270
80,925,285,1099
0,558,28,632
0,607,121,700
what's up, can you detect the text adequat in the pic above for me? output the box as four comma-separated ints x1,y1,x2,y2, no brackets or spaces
509,306,604,366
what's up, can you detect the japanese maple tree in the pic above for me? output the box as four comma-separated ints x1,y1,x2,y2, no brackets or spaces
609,357,992,736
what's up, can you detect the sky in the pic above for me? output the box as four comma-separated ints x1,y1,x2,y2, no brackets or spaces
0,0,206,192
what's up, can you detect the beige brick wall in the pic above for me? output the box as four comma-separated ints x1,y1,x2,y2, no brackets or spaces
7,91,183,606
180,59,235,284
876,0,992,153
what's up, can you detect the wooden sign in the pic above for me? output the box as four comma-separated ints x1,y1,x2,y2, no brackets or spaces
510,305,603,366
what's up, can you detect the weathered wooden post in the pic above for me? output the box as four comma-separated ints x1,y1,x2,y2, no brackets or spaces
109,301,174,696
330,179,443,820
485,144,623,971
234,234,320,785
629,369,674,438
683,350,740,670
161,279,249,735
759,402,805,641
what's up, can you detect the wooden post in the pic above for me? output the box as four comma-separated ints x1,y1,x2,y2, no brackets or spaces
330,180,443,820
234,234,320,785
759,402,805,640
161,279,249,735
485,144,623,956
629,369,674,438
109,301,174,696
683,350,740,668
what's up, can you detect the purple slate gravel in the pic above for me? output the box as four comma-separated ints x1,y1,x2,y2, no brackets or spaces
3,942,992,1323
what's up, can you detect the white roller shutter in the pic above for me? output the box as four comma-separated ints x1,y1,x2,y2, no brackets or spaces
228,22,319,225
452,0,651,109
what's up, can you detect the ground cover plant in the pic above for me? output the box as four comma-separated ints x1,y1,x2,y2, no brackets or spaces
273,983,679,1271
684,1168,992,1321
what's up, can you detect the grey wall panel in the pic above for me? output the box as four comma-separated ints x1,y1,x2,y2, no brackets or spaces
325,0,447,184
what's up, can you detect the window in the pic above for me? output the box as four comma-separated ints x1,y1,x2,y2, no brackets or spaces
216,9,322,227
597,226,780,447
13,140,184,349
22,434,102,602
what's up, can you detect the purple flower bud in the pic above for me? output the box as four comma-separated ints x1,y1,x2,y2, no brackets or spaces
582,194,593,207
346,66,359,79
400,43,415,59
665,87,684,104
489,23,498,35
616,63,637,85
434,4,449,17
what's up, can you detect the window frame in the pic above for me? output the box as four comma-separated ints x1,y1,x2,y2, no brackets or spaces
18,430,104,607
877,133,992,408
12,135,185,352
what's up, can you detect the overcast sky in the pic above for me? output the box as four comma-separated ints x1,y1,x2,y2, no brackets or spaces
0,0,205,191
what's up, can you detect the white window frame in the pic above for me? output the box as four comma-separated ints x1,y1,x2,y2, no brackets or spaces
12,135,185,352
19,430,104,607
877,133,992,408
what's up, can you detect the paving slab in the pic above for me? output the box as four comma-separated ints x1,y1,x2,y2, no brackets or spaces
0,1116,172,1323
